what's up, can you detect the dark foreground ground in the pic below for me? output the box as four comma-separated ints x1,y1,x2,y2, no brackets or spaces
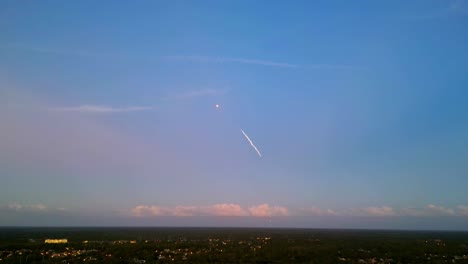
1,227,468,263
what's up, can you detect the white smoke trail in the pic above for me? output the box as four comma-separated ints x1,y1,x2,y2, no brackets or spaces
240,129,262,158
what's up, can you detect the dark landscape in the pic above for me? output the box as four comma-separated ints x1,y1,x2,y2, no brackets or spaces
1,227,468,263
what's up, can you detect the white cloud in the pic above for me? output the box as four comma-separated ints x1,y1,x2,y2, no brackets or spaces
49,105,154,113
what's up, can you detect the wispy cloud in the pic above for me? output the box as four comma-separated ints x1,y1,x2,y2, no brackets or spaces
7,202,47,211
403,0,467,20
166,55,355,70
2,43,354,70
49,105,155,113
165,55,299,68
48,88,226,113
2,43,298,68
131,203,287,217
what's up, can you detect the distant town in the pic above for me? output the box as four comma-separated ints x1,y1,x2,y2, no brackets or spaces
1,227,468,263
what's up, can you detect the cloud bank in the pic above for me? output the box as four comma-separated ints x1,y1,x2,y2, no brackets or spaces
302,205,468,217
7,203,466,219
132,204,468,218
131,204,289,217
2,203,468,228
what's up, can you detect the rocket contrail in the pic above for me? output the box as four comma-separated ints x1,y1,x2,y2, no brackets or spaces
240,129,262,157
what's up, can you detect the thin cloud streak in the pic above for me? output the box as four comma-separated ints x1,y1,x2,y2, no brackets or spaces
3,44,354,70
49,105,155,113
167,55,355,70
49,88,225,114
165,55,299,68
3,44,298,68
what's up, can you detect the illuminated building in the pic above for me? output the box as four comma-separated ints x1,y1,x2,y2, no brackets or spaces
45,239,68,244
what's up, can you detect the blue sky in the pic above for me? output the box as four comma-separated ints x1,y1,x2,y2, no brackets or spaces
1,0,468,229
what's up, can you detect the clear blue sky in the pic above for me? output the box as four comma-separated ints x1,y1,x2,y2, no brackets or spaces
1,0,468,229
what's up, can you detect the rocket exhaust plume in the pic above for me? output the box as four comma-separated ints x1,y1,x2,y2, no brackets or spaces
240,129,262,157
